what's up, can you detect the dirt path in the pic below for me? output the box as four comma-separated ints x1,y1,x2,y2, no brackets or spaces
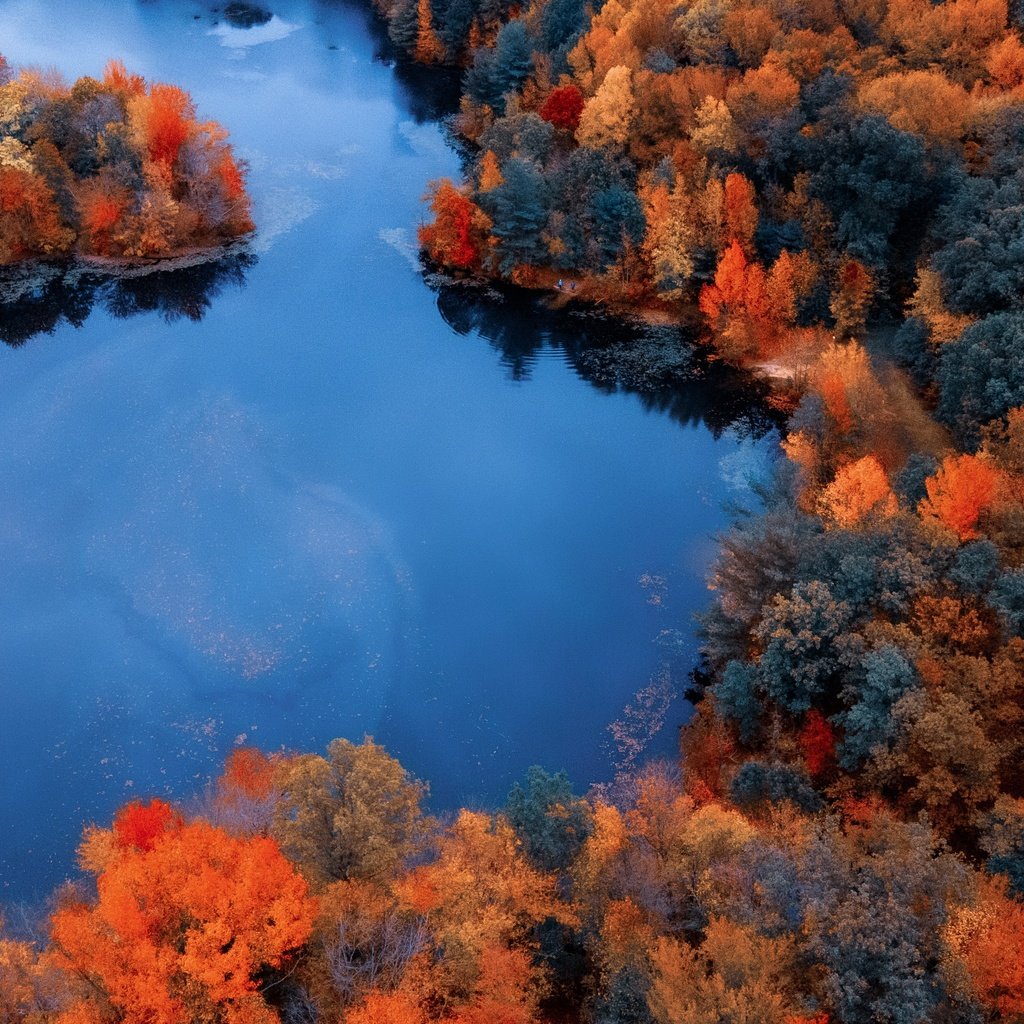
876,362,953,459
864,325,954,459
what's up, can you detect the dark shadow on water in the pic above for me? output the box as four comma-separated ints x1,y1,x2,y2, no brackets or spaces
223,1,273,27
432,280,784,438
0,250,256,347
386,60,464,125
314,0,465,123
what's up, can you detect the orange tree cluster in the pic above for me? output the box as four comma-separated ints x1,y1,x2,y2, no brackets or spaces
0,56,253,264
390,0,1024,356
694,388,1024,828
657,32,1024,1019
375,0,1024,1018
6,738,1024,1024
6,2,1024,1019
672,0,1024,929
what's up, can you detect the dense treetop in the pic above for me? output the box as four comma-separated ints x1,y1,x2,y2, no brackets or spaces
392,0,1024,896
4,738,1024,1023
395,0,1024,358
0,56,252,264
385,0,1024,1018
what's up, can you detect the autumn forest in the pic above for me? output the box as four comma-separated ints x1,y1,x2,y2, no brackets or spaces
2,0,1024,1020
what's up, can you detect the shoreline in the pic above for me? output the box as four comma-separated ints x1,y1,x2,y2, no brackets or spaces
0,239,254,306
425,261,821,390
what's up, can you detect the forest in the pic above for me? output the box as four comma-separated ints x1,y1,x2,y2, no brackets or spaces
3,0,1024,1017
396,0,1024,373
0,57,252,263
2,734,1022,1023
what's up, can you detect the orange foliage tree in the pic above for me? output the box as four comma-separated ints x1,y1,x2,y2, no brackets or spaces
918,453,1002,539
346,988,428,1024
202,747,280,836
51,814,317,1024
809,341,891,448
0,167,72,262
394,810,573,994
857,70,972,143
985,32,1024,87
816,455,897,528
420,180,493,272
218,747,277,801
130,83,195,170
478,149,504,191
724,173,758,256
947,875,1024,1015
699,238,773,360
103,59,145,97
77,181,131,256
415,0,446,63
449,945,542,1024
217,150,249,205
766,249,799,329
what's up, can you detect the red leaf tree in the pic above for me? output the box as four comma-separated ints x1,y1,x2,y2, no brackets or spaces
419,179,493,272
540,85,586,132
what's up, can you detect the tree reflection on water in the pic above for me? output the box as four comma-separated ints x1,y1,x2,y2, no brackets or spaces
0,248,256,348
432,278,783,438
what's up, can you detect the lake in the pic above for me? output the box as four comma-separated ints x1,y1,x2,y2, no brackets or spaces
0,0,776,903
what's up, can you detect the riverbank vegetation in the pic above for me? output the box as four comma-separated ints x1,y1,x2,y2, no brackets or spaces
3,734,1024,1022
390,0,1024,906
0,56,252,264
394,0,1024,369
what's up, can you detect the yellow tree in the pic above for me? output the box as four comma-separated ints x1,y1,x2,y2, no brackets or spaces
907,267,973,343
395,810,574,996
690,97,741,158
817,455,898,528
641,178,696,299
0,928,66,1022
273,737,432,887
576,65,635,149
648,919,798,1024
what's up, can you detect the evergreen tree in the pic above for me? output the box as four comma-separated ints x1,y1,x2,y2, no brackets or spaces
488,157,550,271
439,0,476,54
388,0,421,53
590,183,645,270
504,765,592,872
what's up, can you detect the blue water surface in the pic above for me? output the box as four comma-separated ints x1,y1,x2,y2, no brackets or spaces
0,0,776,902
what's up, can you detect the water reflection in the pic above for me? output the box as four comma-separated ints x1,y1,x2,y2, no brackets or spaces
210,15,301,47
433,281,782,437
0,250,256,348
310,0,465,122
223,2,275,28
386,61,464,125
